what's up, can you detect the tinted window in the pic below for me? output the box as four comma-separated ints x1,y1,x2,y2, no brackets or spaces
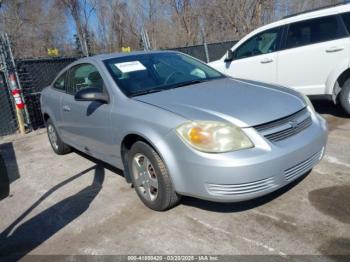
341,12,350,32
234,27,280,59
286,15,345,49
53,72,66,91
104,52,224,97
68,64,104,95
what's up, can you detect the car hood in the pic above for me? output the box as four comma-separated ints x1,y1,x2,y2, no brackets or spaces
134,78,306,127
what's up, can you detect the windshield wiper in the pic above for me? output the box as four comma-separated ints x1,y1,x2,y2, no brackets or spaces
131,88,169,97
169,79,209,89
131,79,214,97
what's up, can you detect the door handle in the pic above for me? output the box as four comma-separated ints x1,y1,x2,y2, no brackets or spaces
326,47,343,53
62,105,71,112
260,58,273,64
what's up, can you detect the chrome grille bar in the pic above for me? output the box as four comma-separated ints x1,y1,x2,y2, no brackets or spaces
253,107,312,143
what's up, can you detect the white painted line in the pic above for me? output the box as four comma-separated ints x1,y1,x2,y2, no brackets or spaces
324,155,350,169
187,214,288,257
252,210,297,227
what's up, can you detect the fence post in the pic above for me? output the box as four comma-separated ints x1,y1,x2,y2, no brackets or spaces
200,22,210,63
0,33,32,134
9,75,26,134
4,33,31,131
15,104,26,134
203,42,210,63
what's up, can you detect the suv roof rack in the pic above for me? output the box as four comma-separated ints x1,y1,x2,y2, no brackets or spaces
283,1,350,19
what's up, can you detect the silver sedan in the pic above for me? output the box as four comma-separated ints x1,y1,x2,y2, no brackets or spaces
41,51,327,211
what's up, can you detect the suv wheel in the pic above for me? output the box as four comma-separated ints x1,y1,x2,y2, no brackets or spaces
339,78,350,114
46,118,71,155
128,141,181,211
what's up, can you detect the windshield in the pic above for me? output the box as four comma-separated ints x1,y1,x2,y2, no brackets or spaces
104,52,225,97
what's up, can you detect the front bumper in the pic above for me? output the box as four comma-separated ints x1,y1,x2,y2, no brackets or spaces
162,112,328,202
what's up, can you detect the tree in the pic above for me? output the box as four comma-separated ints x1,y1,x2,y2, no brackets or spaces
94,0,140,52
0,0,345,58
59,0,96,56
0,0,70,58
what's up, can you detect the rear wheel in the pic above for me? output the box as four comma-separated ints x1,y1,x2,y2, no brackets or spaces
128,141,181,211
339,78,350,114
46,118,71,155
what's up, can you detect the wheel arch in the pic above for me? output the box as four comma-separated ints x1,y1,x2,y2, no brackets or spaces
337,68,350,88
120,133,166,183
328,64,350,103
43,112,50,124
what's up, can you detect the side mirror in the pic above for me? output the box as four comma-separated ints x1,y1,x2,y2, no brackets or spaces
224,49,234,62
74,87,108,103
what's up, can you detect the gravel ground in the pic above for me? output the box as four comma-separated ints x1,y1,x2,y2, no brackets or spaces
0,99,349,261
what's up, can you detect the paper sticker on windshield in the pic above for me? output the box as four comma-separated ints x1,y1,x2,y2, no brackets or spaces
114,61,146,73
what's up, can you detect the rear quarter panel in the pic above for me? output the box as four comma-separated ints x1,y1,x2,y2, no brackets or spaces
325,38,350,95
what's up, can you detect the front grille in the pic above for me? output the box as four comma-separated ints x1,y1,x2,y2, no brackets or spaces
284,150,323,181
265,116,312,142
206,177,276,196
254,107,312,143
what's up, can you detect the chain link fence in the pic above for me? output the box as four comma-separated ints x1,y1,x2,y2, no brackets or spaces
0,40,236,136
0,33,21,137
171,40,237,62
0,72,17,136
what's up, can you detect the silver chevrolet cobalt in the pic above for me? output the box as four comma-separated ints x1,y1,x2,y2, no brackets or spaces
41,51,327,211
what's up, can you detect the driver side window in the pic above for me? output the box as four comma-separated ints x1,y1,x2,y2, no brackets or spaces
68,64,104,95
234,27,281,60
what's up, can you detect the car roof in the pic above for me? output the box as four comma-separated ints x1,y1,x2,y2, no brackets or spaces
87,50,177,62
258,3,350,32
51,50,180,84
225,3,350,55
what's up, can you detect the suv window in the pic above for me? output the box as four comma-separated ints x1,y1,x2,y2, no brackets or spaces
341,12,350,33
234,27,281,59
53,72,66,91
285,15,345,49
68,64,104,95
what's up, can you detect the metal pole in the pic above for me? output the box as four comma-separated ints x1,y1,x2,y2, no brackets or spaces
15,103,25,134
82,30,89,57
203,41,210,63
145,30,151,50
200,21,210,63
141,28,148,51
141,27,152,51
4,33,31,130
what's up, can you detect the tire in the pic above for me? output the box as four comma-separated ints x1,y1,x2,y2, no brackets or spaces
128,141,181,211
339,78,350,115
46,118,71,155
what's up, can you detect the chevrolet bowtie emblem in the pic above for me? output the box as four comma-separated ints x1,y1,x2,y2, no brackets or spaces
289,120,298,129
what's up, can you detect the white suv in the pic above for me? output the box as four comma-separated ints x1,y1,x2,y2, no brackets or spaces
209,3,350,114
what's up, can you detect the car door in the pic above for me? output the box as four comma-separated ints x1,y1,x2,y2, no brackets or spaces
60,63,113,159
277,14,349,95
46,71,67,132
223,26,282,84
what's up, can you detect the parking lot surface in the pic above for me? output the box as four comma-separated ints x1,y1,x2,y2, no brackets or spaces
0,100,349,260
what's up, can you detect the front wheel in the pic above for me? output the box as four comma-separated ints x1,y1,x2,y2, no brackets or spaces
339,78,350,115
46,118,71,155
128,141,181,211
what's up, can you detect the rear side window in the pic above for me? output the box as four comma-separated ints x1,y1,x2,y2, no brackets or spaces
53,72,66,91
341,12,350,32
285,15,346,49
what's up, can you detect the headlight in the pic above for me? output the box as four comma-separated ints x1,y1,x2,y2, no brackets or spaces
301,93,315,112
176,121,254,153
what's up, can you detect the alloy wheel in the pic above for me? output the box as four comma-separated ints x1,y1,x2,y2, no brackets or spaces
132,153,159,201
48,124,58,150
